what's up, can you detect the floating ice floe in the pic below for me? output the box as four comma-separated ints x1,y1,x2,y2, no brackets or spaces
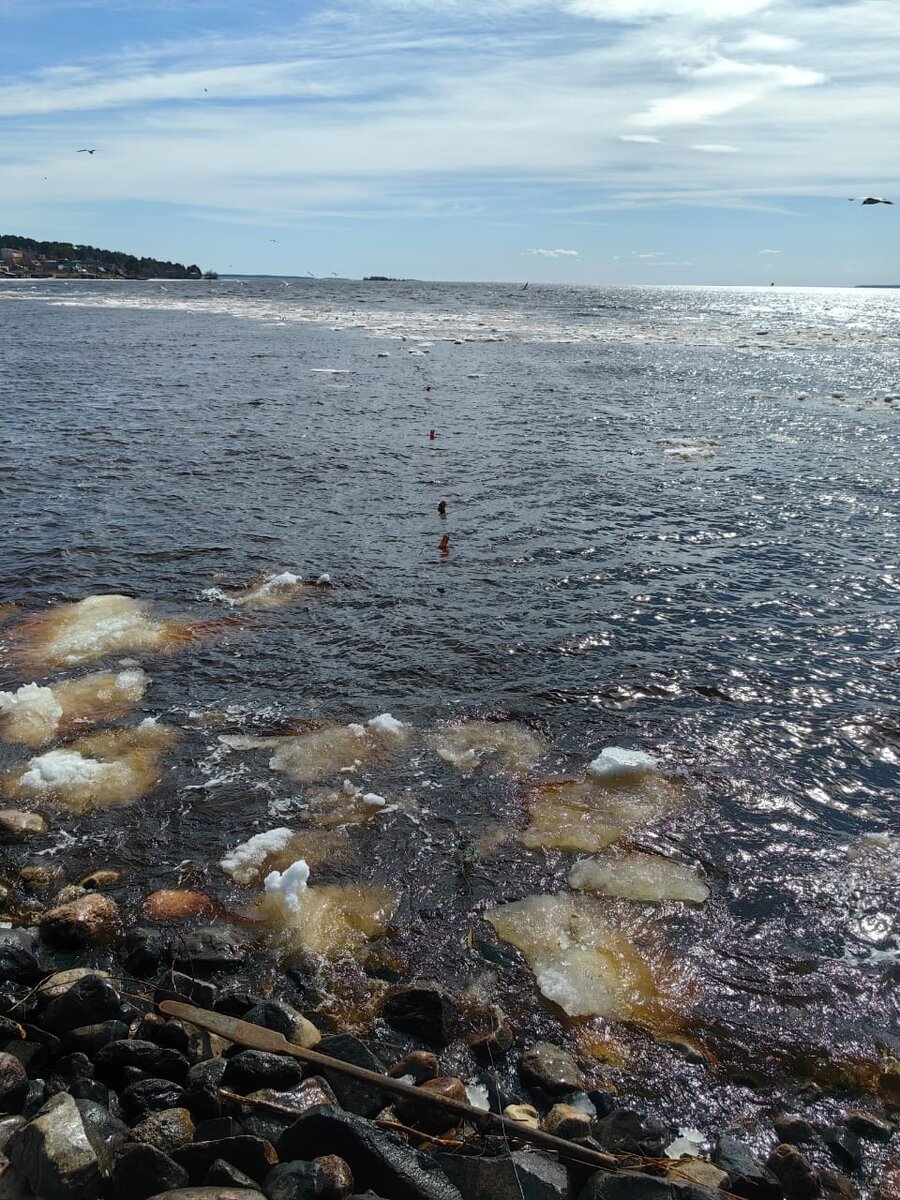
665,1128,706,1159
9,595,194,668
221,825,348,883
3,720,176,815
587,746,659,784
568,852,709,904
655,439,718,461
485,893,661,1019
269,714,409,783
201,571,327,610
0,670,147,747
520,771,684,853
303,780,392,828
429,719,545,775
259,858,396,958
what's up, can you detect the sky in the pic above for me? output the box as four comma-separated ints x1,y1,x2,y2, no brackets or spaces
1,0,898,284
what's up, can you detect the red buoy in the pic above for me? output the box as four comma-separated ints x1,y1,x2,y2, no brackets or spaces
429,428,436,440
439,534,450,554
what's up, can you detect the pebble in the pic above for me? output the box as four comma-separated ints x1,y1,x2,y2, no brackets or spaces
314,1153,354,1199
40,975,131,1036
519,1043,585,1094
820,1125,863,1173
380,983,457,1047
438,1148,568,1200
131,1108,197,1154
714,1134,783,1199
263,1159,327,1199
767,1143,821,1199
243,1000,320,1050
773,1114,817,1144
120,1077,189,1123
112,1143,190,1200
221,1051,304,1094
19,866,58,891
0,1055,27,1113
387,1051,438,1083
38,893,120,948
542,1102,593,1141
95,1039,190,1084
146,1191,266,1200
316,1034,385,1118
502,1103,540,1129
203,1159,258,1189
173,1135,278,1183
842,1109,895,1141
0,809,47,840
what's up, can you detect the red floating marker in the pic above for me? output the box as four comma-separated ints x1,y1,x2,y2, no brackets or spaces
429,428,436,440
425,386,432,392
439,534,450,554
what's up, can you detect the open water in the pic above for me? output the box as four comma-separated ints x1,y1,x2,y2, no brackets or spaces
0,279,897,1170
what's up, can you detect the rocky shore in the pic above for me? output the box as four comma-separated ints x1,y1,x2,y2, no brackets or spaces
0,909,897,1200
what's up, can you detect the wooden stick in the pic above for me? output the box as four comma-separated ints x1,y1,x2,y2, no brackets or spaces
159,999,618,1171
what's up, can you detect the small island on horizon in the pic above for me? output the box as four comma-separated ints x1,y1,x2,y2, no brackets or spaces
0,235,216,280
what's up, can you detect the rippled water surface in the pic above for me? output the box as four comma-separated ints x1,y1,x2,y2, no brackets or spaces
1,279,897,1165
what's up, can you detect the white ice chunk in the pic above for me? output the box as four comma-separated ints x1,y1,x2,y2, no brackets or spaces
18,749,118,791
347,723,366,738
264,858,310,914
0,683,64,742
316,574,331,585
221,827,294,883
465,1083,490,1111
587,746,660,783
665,1128,705,1158
361,792,387,808
367,713,405,737
568,853,709,904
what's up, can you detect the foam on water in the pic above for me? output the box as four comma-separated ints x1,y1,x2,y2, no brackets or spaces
201,571,326,609
567,852,709,903
0,669,147,746
429,719,545,775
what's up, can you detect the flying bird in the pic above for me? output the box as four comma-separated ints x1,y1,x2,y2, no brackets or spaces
848,196,893,205
77,148,98,154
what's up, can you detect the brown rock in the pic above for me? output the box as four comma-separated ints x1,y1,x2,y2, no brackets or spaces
669,1159,729,1189
843,1110,895,1142
0,809,47,840
146,1192,266,1200
543,1102,592,1141
39,893,119,947
503,1103,540,1129
773,1114,818,1145
18,866,60,892
767,1143,821,1199
37,967,117,1000
314,1153,354,1199
395,1076,468,1134
387,1050,439,1083
79,869,123,890
144,891,215,922
131,1108,196,1154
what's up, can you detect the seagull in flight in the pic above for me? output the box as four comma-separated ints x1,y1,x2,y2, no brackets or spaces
848,196,893,205
77,148,98,155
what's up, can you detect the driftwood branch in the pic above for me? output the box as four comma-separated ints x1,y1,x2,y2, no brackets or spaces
159,999,618,1171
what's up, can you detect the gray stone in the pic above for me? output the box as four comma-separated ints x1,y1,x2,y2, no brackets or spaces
73,1098,129,1173
174,1136,278,1184
438,1149,568,1200
112,1143,190,1200
594,1110,667,1158
131,1109,196,1155
120,1078,189,1123
578,1171,673,1200
61,1020,130,1058
842,1110,895,1142
772,1115,817,1145
39,975,131,1036
96,1039,190,1083
519,1043,585,1094
204,1159,259,1190
316,1035,385,1118
172,927,244,972
713,1135,783,1199
0,1120,25,1153
0,1058,27,1114
277,1108,463,1200
0,812,46,841
0,933,44,986
262,1160,326,1199
380,983,457,1046
7,1093,101,1200
145,1190,266,1200
820,1127,862,1174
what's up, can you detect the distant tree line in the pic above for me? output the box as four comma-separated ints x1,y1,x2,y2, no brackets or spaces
0,234,203,278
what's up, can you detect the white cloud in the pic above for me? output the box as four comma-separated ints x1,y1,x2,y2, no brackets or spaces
647,259,694,265
524,247,580,256
691,143,739,152
619,133,660,143
568,0,771,19
725,32,799,53
758,247,781,253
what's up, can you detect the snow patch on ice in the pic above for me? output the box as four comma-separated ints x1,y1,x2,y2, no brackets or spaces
264,858,310,914
587,747,660,783
221,828,295,884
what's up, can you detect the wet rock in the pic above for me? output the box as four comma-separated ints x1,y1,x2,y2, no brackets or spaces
594,1109,667,1158
21,1080,48,1119
773,1116,817,1145
766,1145,820,1199
667,1160,727,1190
577,1172,673,1200
0,811,46,841
519,1043,585,1094
713,1134,783,1199
395,1076,468,1134
47,1050,93,1094
0,933,44,986
60,1020,129,1058
79,869,123,890
174,1136,278,1184
95,1039,190,1084
131,1109,196,1155
120,1078,189,1123
820,1169,858,1200
195,1119,238,1142
67,1079,110,1106
820,1127,862,1174
156,971,220,1011
221,1052,304,1095
504,1103,540,1129
0,1017,24,1042
38,893,119,948
0,1116,25,1150
121,927,168,975
262,1159,327,1199
543,1102,593,1141
37,966,115,1000
314,1154,353,1200
19,865,59,892
387,1051,438,1083
40,975,131,1039
7,1093,101,1200
842,1110,895,1142
172,927,244,973
380,984,457,1047
73,1098,129,1172
277,1107,463,1200
470,1023,514,1061
243,1001,320,1050
145,1191,266,1200
439,1149,568,1200
145,891,215,921
184,1061,227,1121
0,1057,27,1114
112,1143,190,1200
245,1078,337,1123
316,1034,384,1118
204,1158,259,1189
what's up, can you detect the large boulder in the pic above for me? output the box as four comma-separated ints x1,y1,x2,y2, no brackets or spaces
519,1043,585,1094
38,894,119,948
713,1135,783,1199
6,1093,101,1200
380,984,457,1046
439,1150,569,1200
